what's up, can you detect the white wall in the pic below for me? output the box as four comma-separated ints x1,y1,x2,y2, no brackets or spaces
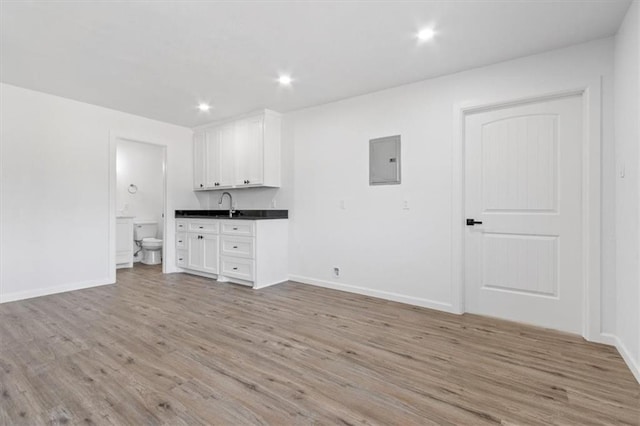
116,139,165,248
0,83,197,302
614,0,640,381
285,38,616,333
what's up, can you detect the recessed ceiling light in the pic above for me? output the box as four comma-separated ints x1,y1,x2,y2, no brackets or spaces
198,103,211,112
278,75,293,86
417,27,436,42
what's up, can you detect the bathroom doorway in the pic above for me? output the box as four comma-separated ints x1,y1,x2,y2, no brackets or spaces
110,135,168,279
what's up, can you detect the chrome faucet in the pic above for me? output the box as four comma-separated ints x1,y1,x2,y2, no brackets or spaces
218,192,235,218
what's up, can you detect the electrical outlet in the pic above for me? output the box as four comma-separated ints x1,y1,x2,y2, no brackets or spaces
333,267,340,278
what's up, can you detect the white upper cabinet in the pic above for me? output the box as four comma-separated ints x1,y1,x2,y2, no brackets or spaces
235,114,264,186
205,124,235,188
193,130,206,190
193,109,281,190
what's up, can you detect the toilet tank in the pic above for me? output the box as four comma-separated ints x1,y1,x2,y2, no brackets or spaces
134,221,157,240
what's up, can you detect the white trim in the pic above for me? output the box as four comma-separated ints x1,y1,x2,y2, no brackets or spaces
108,132,169,280
595,332,619,346
452,79,603,341
612,334,640,384
192,108,281,131
0,278,113,304
289,274,458,314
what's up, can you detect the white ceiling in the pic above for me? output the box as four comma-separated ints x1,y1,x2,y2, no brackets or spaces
1,1,631,127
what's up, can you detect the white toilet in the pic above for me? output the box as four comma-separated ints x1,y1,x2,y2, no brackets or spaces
134,221,163,265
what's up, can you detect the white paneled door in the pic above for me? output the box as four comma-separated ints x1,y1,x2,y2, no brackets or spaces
464,95,583,334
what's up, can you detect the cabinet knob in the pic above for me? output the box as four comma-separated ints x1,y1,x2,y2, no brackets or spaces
246,180,250,184
200,184,203,188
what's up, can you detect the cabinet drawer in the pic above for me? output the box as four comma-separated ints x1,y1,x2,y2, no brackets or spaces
220,256,254,281
176,233,186,249
221,221,255,236
176,220,187,232
188,220,219,234
220,236,254,259
176,250,187,267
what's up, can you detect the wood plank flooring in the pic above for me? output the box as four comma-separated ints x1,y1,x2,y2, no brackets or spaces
1,264,638,425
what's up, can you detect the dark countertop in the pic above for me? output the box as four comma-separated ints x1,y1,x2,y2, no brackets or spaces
175,210,288,220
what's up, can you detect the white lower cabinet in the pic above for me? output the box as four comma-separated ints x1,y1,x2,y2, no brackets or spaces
176,218,287,289
116,217,134,268
186,233,219,274
220,256,255,281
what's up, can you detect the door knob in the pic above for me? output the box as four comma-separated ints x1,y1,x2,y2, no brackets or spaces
466,218,483,226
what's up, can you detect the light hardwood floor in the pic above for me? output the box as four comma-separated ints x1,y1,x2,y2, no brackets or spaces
1,264,638,425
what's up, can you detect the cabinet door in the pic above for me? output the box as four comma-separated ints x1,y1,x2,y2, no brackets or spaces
186,233,204,271
218,123,236,187
116,219,133,265
193,131,206,190
235,116,264,186
116,220,132,253
204,128,221,188
202,234,219,274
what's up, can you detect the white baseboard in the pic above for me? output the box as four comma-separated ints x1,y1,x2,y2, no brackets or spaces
288,274,458,314
0,278,114,304
592,332,618,346
611,335,640,384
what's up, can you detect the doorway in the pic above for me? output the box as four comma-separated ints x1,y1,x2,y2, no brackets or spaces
110,136,167,277
463,94,585,334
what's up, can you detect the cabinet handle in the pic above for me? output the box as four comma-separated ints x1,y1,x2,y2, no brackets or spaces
178,240,182,243
200,184,203,188
199,226,204,229
246,180,250,184
233,246,238,249
232,267,238,270
233,227,238,230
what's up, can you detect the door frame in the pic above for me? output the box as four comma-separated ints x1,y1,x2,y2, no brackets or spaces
108,132,169,282
451,79,603,343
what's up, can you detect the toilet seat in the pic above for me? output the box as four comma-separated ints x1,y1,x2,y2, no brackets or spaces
141,237,163,249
